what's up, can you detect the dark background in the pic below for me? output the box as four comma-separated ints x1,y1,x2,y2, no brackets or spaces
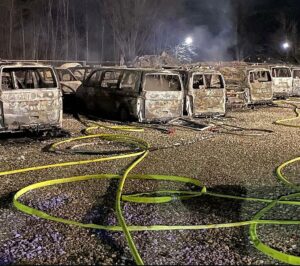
1,0,300,63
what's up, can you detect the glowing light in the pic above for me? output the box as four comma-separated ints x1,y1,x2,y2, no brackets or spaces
185,37,193,45
282,42,290,50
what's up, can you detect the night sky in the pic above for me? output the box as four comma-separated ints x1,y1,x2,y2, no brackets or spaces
178,0,300,61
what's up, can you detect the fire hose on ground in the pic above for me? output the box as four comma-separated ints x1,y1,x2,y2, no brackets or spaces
3,101,300,265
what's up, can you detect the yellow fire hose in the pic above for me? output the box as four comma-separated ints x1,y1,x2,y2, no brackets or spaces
274,100,300,128
3,108,299,265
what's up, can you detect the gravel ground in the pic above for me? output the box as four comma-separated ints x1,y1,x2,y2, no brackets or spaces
0,103,299,265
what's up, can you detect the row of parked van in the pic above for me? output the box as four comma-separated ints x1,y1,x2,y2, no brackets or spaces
220,65,300,101
0,61,299,133
58,64,300,122
59,66,227,122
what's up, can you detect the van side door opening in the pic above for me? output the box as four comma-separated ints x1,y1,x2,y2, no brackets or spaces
79,70,102,112
98,70,122,114
118,70,140,119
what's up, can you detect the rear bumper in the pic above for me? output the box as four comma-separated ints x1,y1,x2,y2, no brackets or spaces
249,99,273,105
273,92,290,99
193,112,226,118
0,123,62,133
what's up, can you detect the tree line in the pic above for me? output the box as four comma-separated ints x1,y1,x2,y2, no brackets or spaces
1,0,300,63
0,0,186,63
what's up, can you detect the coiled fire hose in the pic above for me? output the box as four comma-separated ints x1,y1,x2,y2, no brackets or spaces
4,106,299,265
274,100,300,128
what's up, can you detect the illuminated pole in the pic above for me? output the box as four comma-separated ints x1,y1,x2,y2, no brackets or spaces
282,42,291,61
185,37,193,63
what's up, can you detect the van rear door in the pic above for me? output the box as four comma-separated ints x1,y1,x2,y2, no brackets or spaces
0,67,62,131
271,67,293,97
141,73,183,121
248,70,273,102
188,73,226,116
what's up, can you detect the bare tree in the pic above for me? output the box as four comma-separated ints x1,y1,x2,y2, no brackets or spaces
85,0,89,61
0,0,186,62
20,8,25,59
72,3,78,60
102,0,164,62
63,0,70,59
232,0,247,61
9,0,14,59
271,13,299,58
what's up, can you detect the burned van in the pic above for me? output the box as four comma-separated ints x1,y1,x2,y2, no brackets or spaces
218,65,248,107
56,68,82,93
218,65,273,105
183,69,226,117
68,67,94,82
0,63,62,132
270,66,293,98
76,68,184,122
244,68,273,104
292,67,300,96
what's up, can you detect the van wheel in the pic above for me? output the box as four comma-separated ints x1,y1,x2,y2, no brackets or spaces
120,107,130,122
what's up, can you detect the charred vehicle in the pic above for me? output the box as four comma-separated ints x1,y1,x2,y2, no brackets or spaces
219,65,273,105
218,65,248,107
182,69,226,117
68,67,94,82
56,68,82,93
0,63,62,132
56,67,82,112
244,68,273,104
76,68,184,122
292,67,300,96
270,66,293,98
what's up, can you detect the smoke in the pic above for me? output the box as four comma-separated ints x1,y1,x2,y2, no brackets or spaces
189,25,234,61
181,0,236,61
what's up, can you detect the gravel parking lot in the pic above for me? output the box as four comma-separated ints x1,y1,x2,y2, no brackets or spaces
0,103,299,265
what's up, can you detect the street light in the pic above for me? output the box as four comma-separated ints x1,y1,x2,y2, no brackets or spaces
185,37,193,45
282,42,290,50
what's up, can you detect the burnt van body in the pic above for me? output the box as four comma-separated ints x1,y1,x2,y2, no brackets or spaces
0,63,62,132
56,68,82,94
76,68,184,122
218,65,273,105
270,66,293,98
68,67,94,82
244,68,273,104
182,69,226,117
